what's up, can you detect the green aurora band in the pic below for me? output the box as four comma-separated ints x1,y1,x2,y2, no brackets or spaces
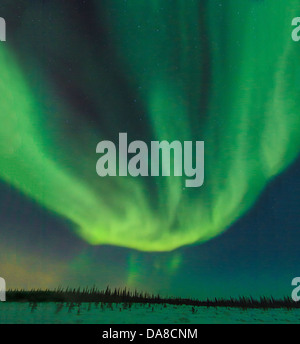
0,0,300,251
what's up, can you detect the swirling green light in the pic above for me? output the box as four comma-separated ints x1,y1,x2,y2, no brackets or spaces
0,0,299,251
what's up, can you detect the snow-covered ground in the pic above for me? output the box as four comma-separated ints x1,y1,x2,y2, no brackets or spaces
0,302,299,324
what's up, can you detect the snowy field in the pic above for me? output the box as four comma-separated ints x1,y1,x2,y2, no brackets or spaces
0,302,300,324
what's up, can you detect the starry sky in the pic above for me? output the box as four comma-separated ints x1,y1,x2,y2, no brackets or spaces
0,0,300,299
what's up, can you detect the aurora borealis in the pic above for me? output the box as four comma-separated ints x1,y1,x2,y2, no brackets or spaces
0,0,300,298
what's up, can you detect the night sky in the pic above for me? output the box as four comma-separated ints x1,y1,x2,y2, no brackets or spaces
0,0,299,299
